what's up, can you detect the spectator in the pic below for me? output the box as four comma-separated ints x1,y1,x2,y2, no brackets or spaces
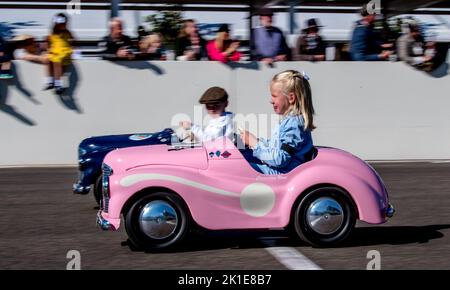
138,33,167,60
11,34,48,65
99,17,135,60
0,35,14,79
349,5,391,61
44,13,74,95
207,24,241,63
294,18,326,61
175,19,207,61
397,23,434,71
251,7,290,64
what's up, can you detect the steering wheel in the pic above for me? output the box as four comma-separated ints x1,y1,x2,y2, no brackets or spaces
173,127,195,144
232,133,250,150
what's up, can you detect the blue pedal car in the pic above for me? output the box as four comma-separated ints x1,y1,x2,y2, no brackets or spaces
73,128,175,204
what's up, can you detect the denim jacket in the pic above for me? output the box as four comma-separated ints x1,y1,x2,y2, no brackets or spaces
252,114,313,174
350,20,382,61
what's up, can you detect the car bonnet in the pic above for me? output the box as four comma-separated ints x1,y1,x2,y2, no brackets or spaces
103,144,208,171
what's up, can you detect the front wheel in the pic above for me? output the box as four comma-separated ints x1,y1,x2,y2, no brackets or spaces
124,192,190,251
293,187,356,247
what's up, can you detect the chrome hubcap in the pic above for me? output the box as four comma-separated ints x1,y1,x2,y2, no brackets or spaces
306,197,344,235
139,200,178,239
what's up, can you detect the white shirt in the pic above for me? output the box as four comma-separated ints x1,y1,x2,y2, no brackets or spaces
191,112,234,142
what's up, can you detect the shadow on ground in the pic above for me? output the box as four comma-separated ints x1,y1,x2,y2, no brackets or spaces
340,224,450,247
120,224,450,253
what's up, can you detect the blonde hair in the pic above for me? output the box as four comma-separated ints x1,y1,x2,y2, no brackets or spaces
148,34,162,45
140,33,162,50
272,70,316,131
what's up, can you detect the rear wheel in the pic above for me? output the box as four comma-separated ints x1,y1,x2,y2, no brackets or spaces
93,175,102,205
125,192,190,251
293,186,356,247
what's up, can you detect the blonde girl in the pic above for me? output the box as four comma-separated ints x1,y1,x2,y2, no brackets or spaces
240,69,315,174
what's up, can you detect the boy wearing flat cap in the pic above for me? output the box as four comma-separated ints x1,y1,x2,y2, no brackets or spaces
180,86,234,142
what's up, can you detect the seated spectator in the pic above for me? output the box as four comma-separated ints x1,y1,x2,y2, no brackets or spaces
99,17,135,60
0,35,14,79
137,25,149,42
251,8,290,64
397,23,434,71
43,13,74,95
11,34,48,65
175,19,207,61
294,18,326,61
138,33,167,60
349,5,391,61
207,24,241,63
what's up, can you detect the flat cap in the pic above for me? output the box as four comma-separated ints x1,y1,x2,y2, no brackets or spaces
199,86,228,104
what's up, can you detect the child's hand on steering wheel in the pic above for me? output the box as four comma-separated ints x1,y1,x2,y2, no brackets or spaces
239,128,258,149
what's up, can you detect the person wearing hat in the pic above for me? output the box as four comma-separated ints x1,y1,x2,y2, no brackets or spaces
179,86,234,142
44,12,74,94
294,18,326,61
206,24,241,63
251,7,290,64
349,4,391,61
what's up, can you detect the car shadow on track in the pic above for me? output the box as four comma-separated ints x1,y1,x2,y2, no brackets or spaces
121,229,297,253
339,224,450,247
121,224,450,253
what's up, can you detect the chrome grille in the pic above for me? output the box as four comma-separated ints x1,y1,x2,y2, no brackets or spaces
101,163,113,213
103,196,110,213
102,163,113,177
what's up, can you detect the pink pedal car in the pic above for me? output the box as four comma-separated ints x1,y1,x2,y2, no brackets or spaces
97,137,394,250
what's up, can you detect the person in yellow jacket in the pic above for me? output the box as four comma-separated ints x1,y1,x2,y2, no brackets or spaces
44,13,74,95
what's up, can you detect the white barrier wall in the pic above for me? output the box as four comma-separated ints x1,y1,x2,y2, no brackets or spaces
1,60,449,165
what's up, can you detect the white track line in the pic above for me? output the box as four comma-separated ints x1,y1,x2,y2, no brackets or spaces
263,241,322,270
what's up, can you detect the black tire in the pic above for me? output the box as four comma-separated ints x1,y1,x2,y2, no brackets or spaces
293,186,356,247
93,175,102,205
124,192,190,251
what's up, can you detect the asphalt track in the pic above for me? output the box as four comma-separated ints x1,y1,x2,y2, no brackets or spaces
1,162,450,270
